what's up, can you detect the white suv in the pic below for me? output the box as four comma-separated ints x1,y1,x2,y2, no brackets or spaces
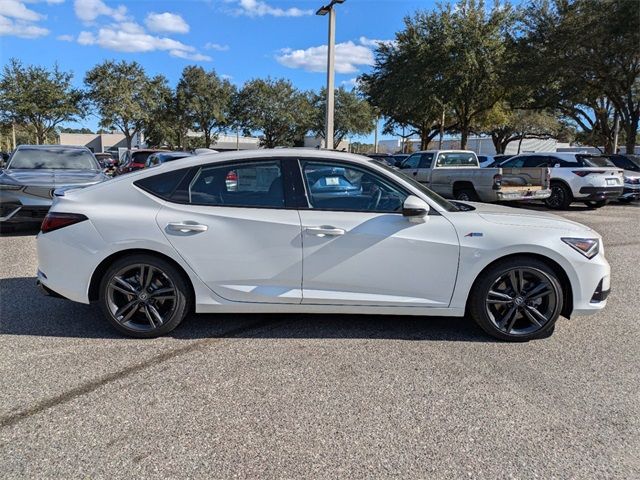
500,153,624,209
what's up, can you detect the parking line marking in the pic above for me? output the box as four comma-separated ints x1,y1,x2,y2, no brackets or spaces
0,317,287,429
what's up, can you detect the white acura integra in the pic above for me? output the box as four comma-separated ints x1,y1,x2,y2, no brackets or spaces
36,149,611,341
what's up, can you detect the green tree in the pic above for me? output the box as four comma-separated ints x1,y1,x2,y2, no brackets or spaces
0,59,87,145
309,87,376,147
85,60,165,149
514,0,640,153
476,104,562,154
177,66,235,148
233,78,311,148
362,0,513,149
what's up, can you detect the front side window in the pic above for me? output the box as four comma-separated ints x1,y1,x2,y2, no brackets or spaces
401,154,421,169
189,161,284,208
523,157,548,168
301,161,407,213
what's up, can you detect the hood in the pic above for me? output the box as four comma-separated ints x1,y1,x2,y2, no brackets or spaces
462,201,593,233
2,169,107,187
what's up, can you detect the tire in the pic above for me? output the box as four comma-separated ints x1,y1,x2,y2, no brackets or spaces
98,254,191,338
545,182,573,210
584,200,608,209
454,188,479,202
468,256,563,342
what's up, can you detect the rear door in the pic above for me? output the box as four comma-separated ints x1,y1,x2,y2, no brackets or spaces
153,158,303,304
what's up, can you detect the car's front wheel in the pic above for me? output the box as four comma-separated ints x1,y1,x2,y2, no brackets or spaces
468,257,563,341
98,254,191,338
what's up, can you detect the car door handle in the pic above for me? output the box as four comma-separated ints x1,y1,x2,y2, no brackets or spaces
167,222,208,233
305,226,346,237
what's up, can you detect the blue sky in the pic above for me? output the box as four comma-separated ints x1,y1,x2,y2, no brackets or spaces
0,0,434,138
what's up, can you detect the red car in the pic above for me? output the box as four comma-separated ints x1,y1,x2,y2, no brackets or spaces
115,149,168,175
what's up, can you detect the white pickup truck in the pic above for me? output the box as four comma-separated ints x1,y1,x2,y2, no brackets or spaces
399,150,551,202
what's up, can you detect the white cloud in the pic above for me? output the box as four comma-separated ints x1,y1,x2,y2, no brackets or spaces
0,0,44,21
232,0,312,17
341,78,359,89
145,12,189,34
0,13,49,37
358,36,396,48
74,0,127,23
221,74,233,80
169,50,212,62
57,33,74,41
204,42,229,51
77,22,211,61
277,41,374,74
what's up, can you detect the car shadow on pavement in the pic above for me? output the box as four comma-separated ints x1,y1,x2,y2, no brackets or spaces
0,277,490,342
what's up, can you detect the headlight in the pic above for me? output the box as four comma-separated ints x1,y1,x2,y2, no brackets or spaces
561,238,600,259
624,176,631,184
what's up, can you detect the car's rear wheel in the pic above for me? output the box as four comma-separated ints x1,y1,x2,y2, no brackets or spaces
98,254,191,338
545,182,573,210
454,188,479,202
468,257,563,341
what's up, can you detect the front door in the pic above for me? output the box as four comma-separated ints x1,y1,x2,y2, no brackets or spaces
297,159,459,307
157,159,303,304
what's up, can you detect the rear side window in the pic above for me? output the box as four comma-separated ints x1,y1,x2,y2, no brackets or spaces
135,169,191,199
502,157,526,168
578,155,616,168
523,157,548,168
189,161,284,208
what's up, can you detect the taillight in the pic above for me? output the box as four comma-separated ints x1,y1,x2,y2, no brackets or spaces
492,174,502,190
573,170,604,177
41,212,88,233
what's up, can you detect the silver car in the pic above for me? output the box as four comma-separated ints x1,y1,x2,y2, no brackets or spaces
0,145,108,224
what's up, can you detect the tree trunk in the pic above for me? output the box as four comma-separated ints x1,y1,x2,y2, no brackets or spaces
517,134,524,154
625,117,638,154
124,131,132,149
460,126,469,149
204,131,212,148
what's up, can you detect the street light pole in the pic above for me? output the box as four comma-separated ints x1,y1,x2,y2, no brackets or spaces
317,0,344,150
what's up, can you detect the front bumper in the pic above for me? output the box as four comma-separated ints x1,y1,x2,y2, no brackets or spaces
620,183,640,201
578,186,624,201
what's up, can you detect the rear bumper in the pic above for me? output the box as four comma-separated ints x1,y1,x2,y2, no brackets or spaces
0,203,50,223
496,188,551,201
578,186,624,200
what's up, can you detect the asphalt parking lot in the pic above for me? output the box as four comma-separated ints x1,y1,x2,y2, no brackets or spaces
1,203,638,478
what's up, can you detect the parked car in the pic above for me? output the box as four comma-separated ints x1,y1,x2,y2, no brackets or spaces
605,154,640,202
499,153,624,209
365,153,397,167
94,152,117,176
37,149,610,342
0,145,108,224
0,152,9,168
399,150,551,202
145,151,192,168
115,149,169,175
477,155,495,167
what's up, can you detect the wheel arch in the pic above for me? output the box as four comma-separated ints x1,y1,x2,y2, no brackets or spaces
88,248,196,308
452,180,476,193
464,252,573,319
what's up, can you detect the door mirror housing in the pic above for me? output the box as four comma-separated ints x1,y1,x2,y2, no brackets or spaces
402,195,430,217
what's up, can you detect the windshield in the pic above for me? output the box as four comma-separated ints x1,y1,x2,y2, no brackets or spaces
371,160,460,212
9,148,98,170
578,155,616,168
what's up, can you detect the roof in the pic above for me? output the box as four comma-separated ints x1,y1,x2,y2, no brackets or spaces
16,144,91,150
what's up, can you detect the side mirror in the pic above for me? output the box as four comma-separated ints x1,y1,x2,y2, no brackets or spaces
402,195,430,218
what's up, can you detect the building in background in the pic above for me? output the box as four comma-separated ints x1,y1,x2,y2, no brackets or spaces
304,135,350,151
58,132,142,153
377,136,570,155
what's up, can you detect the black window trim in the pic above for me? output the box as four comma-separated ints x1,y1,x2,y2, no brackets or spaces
294,157,415,215
135,157,299,211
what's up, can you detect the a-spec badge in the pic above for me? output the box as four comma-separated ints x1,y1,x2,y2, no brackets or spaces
465,232,484,237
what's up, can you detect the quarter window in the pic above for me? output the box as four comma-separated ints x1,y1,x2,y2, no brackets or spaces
189,161,284,208
301,161,407,213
